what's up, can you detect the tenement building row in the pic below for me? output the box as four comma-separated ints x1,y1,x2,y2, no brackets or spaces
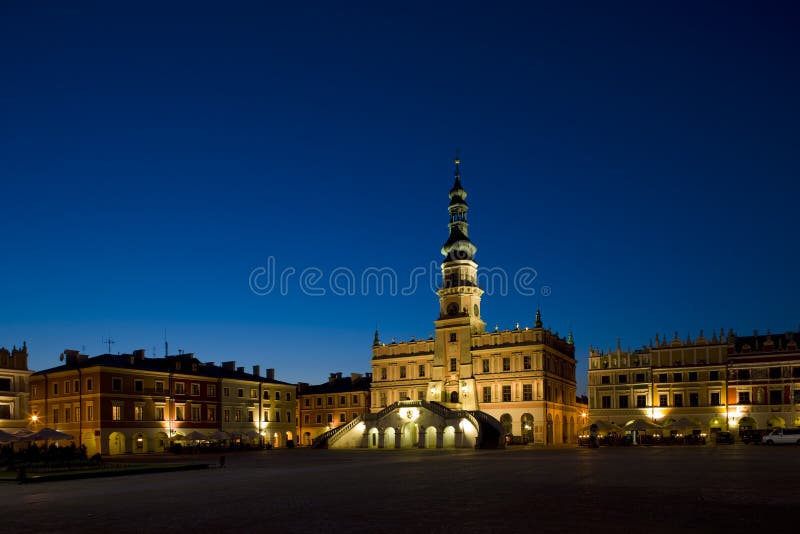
587,329,800,433
26,350,297,456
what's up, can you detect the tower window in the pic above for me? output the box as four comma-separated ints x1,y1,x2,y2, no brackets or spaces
449,333,457,343
449,358,457,372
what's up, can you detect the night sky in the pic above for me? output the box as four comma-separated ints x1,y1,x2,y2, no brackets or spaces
2,1,799,394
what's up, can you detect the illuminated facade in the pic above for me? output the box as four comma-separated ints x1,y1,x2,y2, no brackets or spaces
297,372,371,446
29,350,296,455
0,342,32,431
320,159,579,448
587,329,800,433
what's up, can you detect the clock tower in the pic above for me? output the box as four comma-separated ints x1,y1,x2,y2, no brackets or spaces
429,158,484,409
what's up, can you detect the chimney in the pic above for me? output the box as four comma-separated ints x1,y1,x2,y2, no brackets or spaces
133,349,145,361
336,372,342,380
236,366,244,373
266,368,275,380
222,361,236,371
252,365,260,377
351,372,362,383
329,372,337,384
63,350,80,366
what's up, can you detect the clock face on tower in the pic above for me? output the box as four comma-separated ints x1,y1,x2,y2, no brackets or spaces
473,304,479,317
447,302,459,316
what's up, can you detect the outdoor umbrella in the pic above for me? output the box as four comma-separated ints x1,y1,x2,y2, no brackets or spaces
30,428,74,441
624,419,662,432
185,430,208,441
244,430,261,440
663,417,701,433
13,429,34,439
587,420,623,433
0,429,19,442
208,430,230,440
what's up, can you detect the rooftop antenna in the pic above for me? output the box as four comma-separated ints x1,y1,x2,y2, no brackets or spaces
102,337,115,354
164,329,169,357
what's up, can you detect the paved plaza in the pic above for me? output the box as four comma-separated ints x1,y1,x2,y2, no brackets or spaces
2,444,798,533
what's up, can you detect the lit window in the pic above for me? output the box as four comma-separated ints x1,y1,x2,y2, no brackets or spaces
191,383,200,396
450,358,457,372
502,385,512,402
502,358,510,372
155,406,164,421
174,382,185,395
522,384,532,401
112,405,122,421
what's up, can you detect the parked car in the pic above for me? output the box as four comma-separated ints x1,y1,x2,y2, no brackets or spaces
716,431,734,444
740,429,768,444
761,428,800,445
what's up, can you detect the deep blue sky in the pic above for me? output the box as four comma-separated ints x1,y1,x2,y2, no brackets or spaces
2,1,798,394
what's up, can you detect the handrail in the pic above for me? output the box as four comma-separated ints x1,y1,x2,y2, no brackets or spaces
326,416,364,448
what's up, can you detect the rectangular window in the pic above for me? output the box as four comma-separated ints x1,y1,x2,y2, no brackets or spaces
738,369,750,380
53,382,59,395
208,406,216,422
659,394,668,407
618,375,627,384
234,409,241,422
636,395,647,408
304,398,310,407
191,383,200,396
793,368,800,378
207,384,216,397
380,368,387,380
237,388,244,398
155,406,164,421
316,414,322,424
380,392,387,407
673,373,682,382
482,386,491,403
175,406,185,421
134,380,144,393
709,371,719,381
502,358,510,372
250,389,257,399
688,372,698,382
352,412,358,420
738,391,750,404
710,392,720,406
65,407,71,422
285,411,290,423
340,396,346,405
52,408,59,423
339,412,346,423
523,355,532,370
112,405,122,421
352,395,359,405
399,391,409,401
522,384,533,401
87,404,94,422
327,396,333,406
601,396,611,409
635,373,645,382
274,391,281,401
418,364,425,377
264,390,271,400
689,393,699,407
673,394,683,407
191,406,200,421
450,358,457,372
286,392,291,401
154,380,163,393
74,380,80,393
174,382,185,395
601,375,610,384
502,385,512,402
794,390,800,404
658,373,667,383
418,390,425,401
769,390,782,405
769,367,781,379
135,405,144,421
315,397,321,407
327,413,333,423
88,378,95,392
304,414,310,424
482,359,490,373
400,366,407,378
618,395,629,408
264,410,270,422
223,409,231,422
247,411,254,422
223,387,230,397
65,381,71,394
449,333,457,342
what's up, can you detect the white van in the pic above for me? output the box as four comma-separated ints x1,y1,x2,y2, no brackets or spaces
761,428,800,445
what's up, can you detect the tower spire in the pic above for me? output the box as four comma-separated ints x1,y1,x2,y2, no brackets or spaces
535,307,543,328
373,326,380,347
441,155,476,261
